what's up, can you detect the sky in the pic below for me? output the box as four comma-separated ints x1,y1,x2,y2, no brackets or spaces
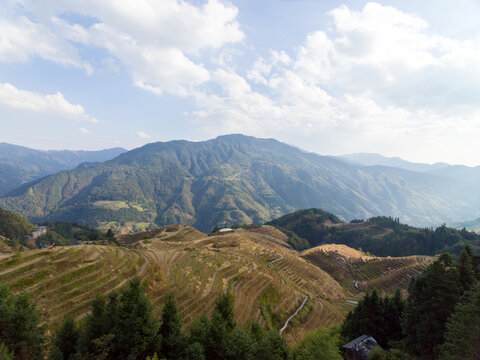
1,0,480,166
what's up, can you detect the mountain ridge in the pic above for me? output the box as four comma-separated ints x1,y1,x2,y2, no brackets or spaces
1,135,478,232
0,143,127,196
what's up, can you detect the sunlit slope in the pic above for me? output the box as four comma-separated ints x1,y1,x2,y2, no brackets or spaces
2,135,477,232
302,244,433,296
0,226,344,343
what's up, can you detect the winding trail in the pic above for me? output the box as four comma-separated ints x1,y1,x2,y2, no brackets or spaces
279,294,308,335
266,253,283,267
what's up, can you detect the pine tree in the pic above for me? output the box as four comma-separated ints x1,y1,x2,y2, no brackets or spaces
402,254,461,359
440,282,480,360
0,286,44,359
159,292,185,360
113,277,158,360
49,317,79,360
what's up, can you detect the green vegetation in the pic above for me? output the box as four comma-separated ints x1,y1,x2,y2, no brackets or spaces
0,206,35,245
269,209,480,255
2,135,478,234
341,246,480,360
0,285,44,359
291,326,342,360
45,280,291,360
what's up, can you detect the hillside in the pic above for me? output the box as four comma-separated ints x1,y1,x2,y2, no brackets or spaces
1,135,478,233
0,143,126,196
267,209,480,255
0,225,431,343
0,207,35,242
302,245,432,296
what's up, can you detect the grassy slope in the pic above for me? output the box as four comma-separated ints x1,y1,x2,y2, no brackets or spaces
0,225,431,344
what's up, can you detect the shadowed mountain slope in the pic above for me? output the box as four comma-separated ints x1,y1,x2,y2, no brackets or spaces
0,135,478,232
0,143,126,196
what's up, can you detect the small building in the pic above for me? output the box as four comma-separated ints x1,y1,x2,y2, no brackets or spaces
343,335,378,360
218,228,233,233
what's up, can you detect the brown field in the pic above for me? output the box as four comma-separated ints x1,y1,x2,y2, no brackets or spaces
302,244,433,297
0,225,432,343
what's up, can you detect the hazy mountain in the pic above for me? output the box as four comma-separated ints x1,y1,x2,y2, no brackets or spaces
339,153,480,191
0,143,126,195
338,153,449,172
0,135,478,232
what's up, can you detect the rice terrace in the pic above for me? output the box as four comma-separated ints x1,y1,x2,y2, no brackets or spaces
0,224,433,343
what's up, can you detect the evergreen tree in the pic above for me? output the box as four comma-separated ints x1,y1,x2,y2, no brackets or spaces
159,292,185,360
113,277,158,360
0,286,44,359
402,254,461,359
204,291,236,360
457,246,475,292
49,317,79,360
440,282,480,360
77,295,108,355
0,342,13,360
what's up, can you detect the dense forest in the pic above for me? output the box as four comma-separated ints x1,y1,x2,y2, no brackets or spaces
268,209,480,255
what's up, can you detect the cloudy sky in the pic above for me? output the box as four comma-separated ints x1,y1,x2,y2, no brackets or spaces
1,0,480,165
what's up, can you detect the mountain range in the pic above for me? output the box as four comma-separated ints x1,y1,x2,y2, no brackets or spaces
0,143,126,196
0,135,478,232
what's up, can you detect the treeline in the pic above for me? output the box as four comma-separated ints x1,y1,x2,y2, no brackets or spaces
35,222,116,248
0,278,345,360
268,209,480,256
340,246,480,359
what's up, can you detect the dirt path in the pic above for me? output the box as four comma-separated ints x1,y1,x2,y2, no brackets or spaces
266,253,283,267
279,294,308,335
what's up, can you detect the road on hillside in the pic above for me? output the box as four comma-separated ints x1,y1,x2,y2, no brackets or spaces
279,295,309,335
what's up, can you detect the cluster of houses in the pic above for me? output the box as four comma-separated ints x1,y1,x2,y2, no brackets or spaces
25,225,48,244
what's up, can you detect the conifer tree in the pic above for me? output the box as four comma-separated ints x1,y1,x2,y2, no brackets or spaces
159,292,185,360
48,317,79,360
440,282,480,360
0,286,44,359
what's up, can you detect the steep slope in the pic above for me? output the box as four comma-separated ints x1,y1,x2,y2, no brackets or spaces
0,143,126,195
0,226,345,343
0,225,431,343
268,209,480,255
302,244,432,296
0,207,35,241
1,135,478,232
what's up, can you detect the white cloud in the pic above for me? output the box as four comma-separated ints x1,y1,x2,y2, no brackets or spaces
3,0,244,95
0,15,91,72
79,127,90,134
137,131,151,139
0,82,98,123
190,2,480,165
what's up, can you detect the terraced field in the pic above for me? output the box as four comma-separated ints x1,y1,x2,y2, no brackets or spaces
0,225,432,343
302,244,433,297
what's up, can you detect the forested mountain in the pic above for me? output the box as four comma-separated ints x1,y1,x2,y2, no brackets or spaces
268,208,480,255
0,206,35,241
0,135,478,232
0,143,126,195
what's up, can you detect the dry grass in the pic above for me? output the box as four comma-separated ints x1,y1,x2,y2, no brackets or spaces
0,225,431,344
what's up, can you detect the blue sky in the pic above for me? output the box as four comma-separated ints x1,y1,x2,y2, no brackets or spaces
1,0,480,165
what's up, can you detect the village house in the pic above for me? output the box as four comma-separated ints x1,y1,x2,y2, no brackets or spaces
343,335,378,360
